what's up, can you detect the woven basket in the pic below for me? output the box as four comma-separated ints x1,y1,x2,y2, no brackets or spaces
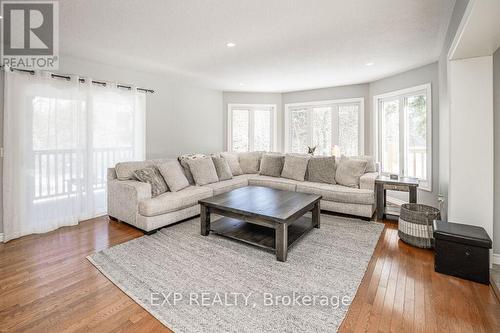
398,203,441,248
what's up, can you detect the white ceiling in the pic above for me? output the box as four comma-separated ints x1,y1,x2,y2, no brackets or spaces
60,0,456,92
449,0,500,60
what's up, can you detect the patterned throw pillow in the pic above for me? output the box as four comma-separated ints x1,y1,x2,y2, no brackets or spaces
335,157,368,188
212,157,233,181
259,154,285,177
133,167,168,197
307,156,336,184
281,155,310,181
178,153,207,185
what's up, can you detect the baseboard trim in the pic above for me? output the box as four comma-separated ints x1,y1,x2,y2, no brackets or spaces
0,233,4,243
493,253,500,265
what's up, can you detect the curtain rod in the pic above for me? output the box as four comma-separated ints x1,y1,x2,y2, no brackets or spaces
0,66,154,93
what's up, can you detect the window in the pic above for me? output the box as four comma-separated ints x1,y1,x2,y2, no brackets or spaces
285,99,364,156
227,104,276,152
375,83,432,190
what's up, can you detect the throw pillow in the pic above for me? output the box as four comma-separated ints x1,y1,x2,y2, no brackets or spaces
220,152,243,176
307,156,336,184
259,154,285,177
212,156,233,181
157,160,190,192
178,153,206,184
238,151,263,174
186,157,219,186
335,157,368,188
281,155,310,181
115,161,153,180
351,155,376,173
133,167,168,197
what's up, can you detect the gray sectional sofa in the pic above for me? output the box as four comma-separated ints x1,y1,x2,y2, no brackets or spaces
107,152,378,233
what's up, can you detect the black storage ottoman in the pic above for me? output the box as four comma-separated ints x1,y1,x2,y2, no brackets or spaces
433,220,492,284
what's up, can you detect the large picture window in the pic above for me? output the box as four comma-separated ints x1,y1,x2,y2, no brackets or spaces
227,104,276,152
374,83,432,190
285,98,364,156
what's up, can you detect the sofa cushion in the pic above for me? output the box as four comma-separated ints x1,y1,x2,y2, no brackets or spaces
220,152,243,176
178,154,207,185
115,161,153,180
139,186,213,217
307,156,336,184
281,155,310,181
157,160,190,192
259,154,285,177
133,167,169,197
238,151,263,174
248,175,299,192
335,157,368,188
186,157,219,186
296,182,374,205
212,156,233,181
203,177,249,196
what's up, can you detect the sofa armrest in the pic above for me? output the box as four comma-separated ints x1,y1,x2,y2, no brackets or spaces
360,172,378,191
107,179,152,224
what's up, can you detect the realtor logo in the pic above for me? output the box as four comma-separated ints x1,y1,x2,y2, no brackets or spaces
1,1,59,69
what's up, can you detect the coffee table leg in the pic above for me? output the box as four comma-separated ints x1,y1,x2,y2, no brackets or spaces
200,205,210,236
312,201,320,228
276,223,288,262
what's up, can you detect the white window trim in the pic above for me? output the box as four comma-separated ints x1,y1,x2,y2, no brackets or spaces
227,103,277,152
284,97,364,155
373,83,432,191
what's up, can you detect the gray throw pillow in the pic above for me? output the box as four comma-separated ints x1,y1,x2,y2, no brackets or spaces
335,157,368,188
186,157,219,186
115,161,153,180
259,154,285,177
351,155,376,173
212,157,233,181
157,160,190,192
281,155,310,181
307,156,336,184
238,151,262,174
220,152,243,176
133,167,168,197
178,153,206,184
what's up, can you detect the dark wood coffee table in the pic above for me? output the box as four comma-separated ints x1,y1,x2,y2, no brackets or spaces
198,186,321,262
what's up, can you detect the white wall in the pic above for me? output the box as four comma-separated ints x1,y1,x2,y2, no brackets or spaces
58,57,224,158
494,47,500,254
448,56,494,241
0,56,223,233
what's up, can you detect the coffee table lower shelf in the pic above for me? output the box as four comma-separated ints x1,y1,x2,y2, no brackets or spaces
210,216,314,252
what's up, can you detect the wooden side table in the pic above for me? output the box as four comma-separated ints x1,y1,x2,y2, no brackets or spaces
375,175,419,220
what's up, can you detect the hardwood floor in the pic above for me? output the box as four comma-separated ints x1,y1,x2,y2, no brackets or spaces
0,216,498,332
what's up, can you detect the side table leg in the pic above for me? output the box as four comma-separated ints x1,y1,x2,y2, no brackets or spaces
409,186,417,203
312,201,320,228
276,223,288,262
376,184,385,220
200,205,210,236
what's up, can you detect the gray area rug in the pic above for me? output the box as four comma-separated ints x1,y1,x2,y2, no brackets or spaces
88,215,384,333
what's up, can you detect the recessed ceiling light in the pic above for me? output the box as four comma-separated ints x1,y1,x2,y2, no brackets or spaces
239,83,244,86
365,62,374,66
226,42,236,48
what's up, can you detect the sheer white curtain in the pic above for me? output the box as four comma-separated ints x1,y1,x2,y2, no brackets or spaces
3,69,145,242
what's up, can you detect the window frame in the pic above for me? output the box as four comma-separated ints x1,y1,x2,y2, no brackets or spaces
284,98,365,156
227,103,277,152
373,83,432,191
